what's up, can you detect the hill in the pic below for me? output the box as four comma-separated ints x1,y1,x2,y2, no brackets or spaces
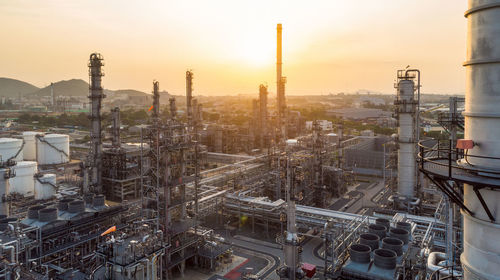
29,79,89,98
0,77,40,97
113,89,151,97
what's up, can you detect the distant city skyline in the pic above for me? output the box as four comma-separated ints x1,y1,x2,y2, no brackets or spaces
0,0,467,96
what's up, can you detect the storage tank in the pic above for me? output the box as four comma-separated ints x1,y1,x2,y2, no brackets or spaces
34,173,56,200
36,134,70,164
22,132,44,161
0,138,23,163
8,161,37,196
0,168,11,215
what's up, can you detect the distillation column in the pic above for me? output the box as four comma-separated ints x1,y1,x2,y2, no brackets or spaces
186,70,194,124
259,84,268,147
461,1,500,279
88,53,105,193
111,107,121,148
395,77,417,198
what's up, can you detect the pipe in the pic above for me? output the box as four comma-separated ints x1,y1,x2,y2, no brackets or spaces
2,245,14,262
427,252,461,277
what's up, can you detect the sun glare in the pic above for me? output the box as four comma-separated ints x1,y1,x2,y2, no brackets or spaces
240,28,274,67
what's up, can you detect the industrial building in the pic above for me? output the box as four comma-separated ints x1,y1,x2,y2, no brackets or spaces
0,2,497,280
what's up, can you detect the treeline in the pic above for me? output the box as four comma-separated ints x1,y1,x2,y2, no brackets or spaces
17,109,154,129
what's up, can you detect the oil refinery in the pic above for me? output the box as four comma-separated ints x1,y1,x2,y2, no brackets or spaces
0,1,498,279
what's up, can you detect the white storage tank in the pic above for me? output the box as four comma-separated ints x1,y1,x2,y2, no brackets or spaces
22,132,44,161
8,161,37,196
34,173,57,200
0,138,23,163
0,168,11,215
36,134,70,165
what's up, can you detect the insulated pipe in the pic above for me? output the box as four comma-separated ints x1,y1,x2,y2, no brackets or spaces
461,1,500,279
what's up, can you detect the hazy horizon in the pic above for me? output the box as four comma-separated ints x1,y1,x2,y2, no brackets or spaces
1,0,467,96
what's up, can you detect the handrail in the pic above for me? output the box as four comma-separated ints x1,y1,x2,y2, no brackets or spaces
418,139,500,178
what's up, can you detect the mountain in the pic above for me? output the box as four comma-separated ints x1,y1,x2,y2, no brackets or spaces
0,77,40,97
113,89,151,97
29,79,89,98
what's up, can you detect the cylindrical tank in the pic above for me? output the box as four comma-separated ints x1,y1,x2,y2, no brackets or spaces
0,168,11,216
58,198,74,211
375,218,391,232
373,249,397,270
0,138,23,162
68,200,85,213
349,244,371,264
359,233,380,251
461,1,500,279
8,161,37,196
38,208,58,222
36,134,70,165
396,221,412,233
368,224,387,239
22,132,43,161
93,194,105,207
28,205,46,219
382,237,404,256
389,228,409,245
34,174,56,200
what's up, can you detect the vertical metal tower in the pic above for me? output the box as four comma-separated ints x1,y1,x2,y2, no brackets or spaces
277,23,287,142
461,1,500,278
259,84,268,148
111,107,121,148
88,53,105,194
394,70,419,199
186,70,194,124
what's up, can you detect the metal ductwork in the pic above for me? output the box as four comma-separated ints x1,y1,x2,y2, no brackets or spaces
349,244,371,263
461,1,500,279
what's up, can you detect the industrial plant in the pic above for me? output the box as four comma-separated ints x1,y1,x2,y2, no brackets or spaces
0,1,498,280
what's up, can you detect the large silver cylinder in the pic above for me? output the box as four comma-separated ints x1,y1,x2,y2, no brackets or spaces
397,79,416,197
461,1,500,279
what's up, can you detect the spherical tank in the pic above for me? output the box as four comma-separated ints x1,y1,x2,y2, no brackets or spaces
36,134,70,165
0,138,23,162
8,161,37,196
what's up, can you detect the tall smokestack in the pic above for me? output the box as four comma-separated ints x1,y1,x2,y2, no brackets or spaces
88,53,105,194
277,23,287,141
461,1,500,279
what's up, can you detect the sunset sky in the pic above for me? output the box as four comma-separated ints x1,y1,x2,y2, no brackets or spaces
0,0,467,96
